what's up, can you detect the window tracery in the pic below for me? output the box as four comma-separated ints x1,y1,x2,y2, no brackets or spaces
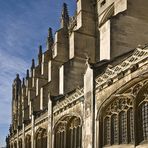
35,128,47,148
103,96,134,146
54,116,82,148
141,102,148,141
25,135,31,148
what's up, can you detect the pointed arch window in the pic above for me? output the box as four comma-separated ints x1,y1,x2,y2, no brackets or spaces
35,128,47,148
128,108,134,143
141,102,148,141
119,111,127,143
104,117,111,145
111,114,118,144
102,96,134,146
54,116,82,148
25,135,31,148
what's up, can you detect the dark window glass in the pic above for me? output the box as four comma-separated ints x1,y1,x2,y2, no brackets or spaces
119,112,127,143
104,117,110,145
129,108,134,143
142,102,148,140
111,115,118,144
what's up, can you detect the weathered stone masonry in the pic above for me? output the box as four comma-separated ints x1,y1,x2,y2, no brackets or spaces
6,0,148,148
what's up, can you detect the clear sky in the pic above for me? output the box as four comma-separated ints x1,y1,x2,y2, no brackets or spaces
0,0,76,146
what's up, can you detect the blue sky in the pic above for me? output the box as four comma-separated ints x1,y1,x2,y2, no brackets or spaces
0,0,76,146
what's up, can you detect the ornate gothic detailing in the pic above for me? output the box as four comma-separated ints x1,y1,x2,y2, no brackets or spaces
68,12,77,32
35,128,47,148
96,46,148,90
55,116,82,148
53,88,84,114
25,135,31,148
18,138,22,148
136,83,148,143
102,95,134,146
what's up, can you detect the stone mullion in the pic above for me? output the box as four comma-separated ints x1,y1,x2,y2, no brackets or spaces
76,126,79,148
56,132,59,148
70,128,73,148
80,126,82,148
57,132,60,148
73,128,75,148
63,130,66,148
74,127,77,148
125,111,128,144
61,131,63,148
60,132,62,148
44,135,47,148
68,128,71,148
127,109,130,143
58,132,61,148
117,114,120,145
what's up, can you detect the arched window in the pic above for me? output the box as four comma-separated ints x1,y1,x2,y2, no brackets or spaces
119,111,127,143
102,96,134,146
25,135,31,148
36,128,47,148
42,129,47,148
104,117,111,145
19,139,22,148
141,102,148,140
14,141,17,148
68,117,82,148
128,108,134,143
138,101,148,141
54,116,82,148
111,114,118,145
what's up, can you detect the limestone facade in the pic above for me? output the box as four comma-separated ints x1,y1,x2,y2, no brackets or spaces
6,0,148,148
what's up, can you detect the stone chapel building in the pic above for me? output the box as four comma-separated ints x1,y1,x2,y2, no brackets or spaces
6,0,148,148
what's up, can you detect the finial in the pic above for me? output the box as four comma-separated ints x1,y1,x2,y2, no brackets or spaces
47,27,54,50
38,45,42,65
26,69,29,78
61,3,69,28
22,78,25,86
39,45,42,55
31,59,35,70
16,74,19,78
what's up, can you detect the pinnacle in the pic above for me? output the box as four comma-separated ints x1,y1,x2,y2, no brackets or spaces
38,45,42,55
61,3,69,28
22,78,25,86
31,59,35,70
47,27,54,50
26,69,29,78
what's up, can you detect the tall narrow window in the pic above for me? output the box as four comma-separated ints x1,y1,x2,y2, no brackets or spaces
104,117,110,145
111,115,118,144
54,117,82,148
102,96,134,146
141,102,148,140
119,111,127,143
128,108,134,143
